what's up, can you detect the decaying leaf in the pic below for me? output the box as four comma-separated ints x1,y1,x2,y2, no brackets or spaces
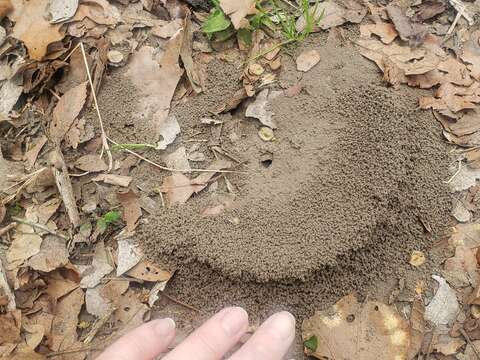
302,294,410,359
49,82,88,144
117,190,142,232
80,240,114,288
296,49,321,72
126,40,183,147
126,260,172,282
0,310,21,344
27,235,69,272
10,0,65,60
359,22,397,44
245,89,279,129
92,174,132,187
159,159,231,205
47,0,78,23
424,275,460,326
386,4,428,47
74,154,108,172
219,0,256,29
49,288,84,355
116,238,143,276
7,229,43,268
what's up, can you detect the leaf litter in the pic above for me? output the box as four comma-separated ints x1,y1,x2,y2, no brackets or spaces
1,0,480,358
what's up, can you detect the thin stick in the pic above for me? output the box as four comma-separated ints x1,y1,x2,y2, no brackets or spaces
446,6,464,36
444,160,462,184
162,292,202,313
12,216,69,241
0,222,17,237
107,136,246,174
79,42,113,172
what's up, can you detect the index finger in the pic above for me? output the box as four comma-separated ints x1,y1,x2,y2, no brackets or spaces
163,306,249,360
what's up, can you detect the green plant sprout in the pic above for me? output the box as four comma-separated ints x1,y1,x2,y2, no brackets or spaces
96,210,120,234
202,0,324,61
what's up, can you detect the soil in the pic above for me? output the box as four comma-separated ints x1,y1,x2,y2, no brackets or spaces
94,31,453,357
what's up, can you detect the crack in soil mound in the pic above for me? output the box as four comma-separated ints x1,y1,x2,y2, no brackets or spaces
138,38,451,285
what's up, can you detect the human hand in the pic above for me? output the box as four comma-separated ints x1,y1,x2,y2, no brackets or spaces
96,307,295,360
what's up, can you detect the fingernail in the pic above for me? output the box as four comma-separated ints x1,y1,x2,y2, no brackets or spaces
264,312,295,340
154,318,176,338
220,307,249,336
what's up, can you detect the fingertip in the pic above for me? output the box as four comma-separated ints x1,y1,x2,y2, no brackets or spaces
153,318,176,338
263,311,296,341
220,307,249,336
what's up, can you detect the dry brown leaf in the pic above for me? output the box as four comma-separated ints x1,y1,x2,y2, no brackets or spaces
159,173,196,205
11,350,46,360
45,269,79,300
117,190,142,232
180,16,202,93
86,280,129,317
74,154,108,172
126,39,183,147
10,0,64,60
419,83,480,114
24,135,47,171
460,30,480,81
386,4,428,47
414,0,446,21
68,0,120,25
126,260,172,282
49,82,88,144
113,289,149,338
432,334,465,355
360,22,397,44
80,240,114,288
219,0,256,29
0,310,21,343
444,246,479,286
424,275,459,326
27,235,69,272
408,57,473,89
152,19,183,39
92,174,132,187
302,294,410,359
6,230,43,268
0,0,12,18
49,287,84,356
116,238,143,276
296,49,321,72
18,322,44,353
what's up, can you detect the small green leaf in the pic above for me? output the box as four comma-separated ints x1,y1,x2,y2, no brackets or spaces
237,28,252,47
96,210,120,234
212,26,236,42
202,8,231,34
304,335,318,352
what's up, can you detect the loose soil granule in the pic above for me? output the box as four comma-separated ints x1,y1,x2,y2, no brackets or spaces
137,34,452,342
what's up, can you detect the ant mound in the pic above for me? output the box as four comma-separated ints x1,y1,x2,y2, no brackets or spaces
138,38,451,285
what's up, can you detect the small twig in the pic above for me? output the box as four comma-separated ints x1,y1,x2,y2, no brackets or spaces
83,308,116,345
460,327,480,360
162,293,202,313
12,216,69,240
444,160,462,184
245,39,295,65
446,6,464,36
79,42,113,172
0,222,17,237
1,167,48,204
107,136,246,174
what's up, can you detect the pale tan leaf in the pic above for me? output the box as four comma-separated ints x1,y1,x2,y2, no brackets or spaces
80,241,114,288
219,0,256,29
49,82,88,144
302,294,410,359
360,22,397,44
27,235,69,272
11,0,64,60
74,154,108,172
126,260,173,282
117,190,142,232
296,49,321,72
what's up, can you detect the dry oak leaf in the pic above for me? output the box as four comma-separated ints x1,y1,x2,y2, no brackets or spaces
126,260,173,282
302,293,410,359
49,82,88,144
219,0,256,29
296,49,321,72
48,287,84,357
360,22,397,44
10,0,64,60
74,153,108,172
117,189,142,232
